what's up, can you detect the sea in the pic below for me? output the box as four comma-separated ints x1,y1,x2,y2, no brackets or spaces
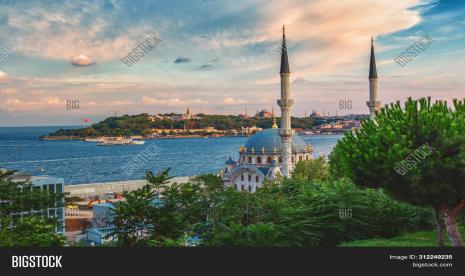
0,126,343,185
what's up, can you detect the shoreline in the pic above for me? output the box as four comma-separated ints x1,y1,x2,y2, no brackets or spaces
64,176,191,197
41,132,346,141
40,135,248,141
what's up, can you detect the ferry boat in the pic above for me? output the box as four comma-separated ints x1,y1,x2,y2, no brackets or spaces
97,137,145,146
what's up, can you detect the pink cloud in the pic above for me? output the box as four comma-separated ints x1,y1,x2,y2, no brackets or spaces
71,54,95,66
0,71,9,83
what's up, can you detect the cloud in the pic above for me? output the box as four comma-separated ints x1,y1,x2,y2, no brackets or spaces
0,88,17,96
223,97,248,105
141,96,204,107
142,96,185,106
0,71,8,83
109,100,133,105
71,54,95,66
174,57,191,64
292,76,309,84
1,96,66,111
200,64,213,70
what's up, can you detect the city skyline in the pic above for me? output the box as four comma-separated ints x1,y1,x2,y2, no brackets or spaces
0,0,464,126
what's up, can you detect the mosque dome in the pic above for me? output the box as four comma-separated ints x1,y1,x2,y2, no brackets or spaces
243,128,307,154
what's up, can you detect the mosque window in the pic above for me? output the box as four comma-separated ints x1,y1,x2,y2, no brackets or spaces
279,157,282,163
267,156,272,163
248,175,252,182
291,156,295,163
257,156,262,164
241,174,244,181
306,155,309,160
299,156,303,161
248,156,252,163
255,176,259,183
248,186,252,192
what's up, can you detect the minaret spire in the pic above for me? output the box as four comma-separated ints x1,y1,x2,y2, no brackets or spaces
277,25,294,178
369,36,377,79
367,36,381,119
280,25,290,74
272,107,278,128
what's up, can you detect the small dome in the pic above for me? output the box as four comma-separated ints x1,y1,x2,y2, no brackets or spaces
225,157,236,165
244,128,307,154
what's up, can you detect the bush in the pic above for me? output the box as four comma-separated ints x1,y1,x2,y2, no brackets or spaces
256,177,433,246
112,169,433,247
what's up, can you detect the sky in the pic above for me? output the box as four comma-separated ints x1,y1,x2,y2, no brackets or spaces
0,0,464,126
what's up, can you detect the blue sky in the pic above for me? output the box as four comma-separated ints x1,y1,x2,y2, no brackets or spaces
0,0,464,126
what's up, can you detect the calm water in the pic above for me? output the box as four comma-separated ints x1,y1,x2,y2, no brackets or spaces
0,126,343,184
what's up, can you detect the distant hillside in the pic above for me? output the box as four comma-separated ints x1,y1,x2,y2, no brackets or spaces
44,113,316,138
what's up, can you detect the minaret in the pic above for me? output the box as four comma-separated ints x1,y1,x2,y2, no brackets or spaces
277,25,294,178
367,37,381,119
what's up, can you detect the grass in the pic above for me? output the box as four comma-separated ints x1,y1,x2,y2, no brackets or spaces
340,226,465,247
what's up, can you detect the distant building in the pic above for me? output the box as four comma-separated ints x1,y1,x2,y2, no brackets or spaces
256,109,273,118
240,126,263,136
178,107,200,121
84,202,117,245
92,203,115,228
148,114,164,121
239,107,250,119
85,198,166,245
86,227,117,245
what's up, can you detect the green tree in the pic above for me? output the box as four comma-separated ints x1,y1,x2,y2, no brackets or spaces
0,170,65,247
111,168,431,247
206,222,281,246
292,156,330,182
112,170,218,245
0,216,65,247
330,98,465,246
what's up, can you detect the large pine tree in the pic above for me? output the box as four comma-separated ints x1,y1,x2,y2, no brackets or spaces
330,97,465,246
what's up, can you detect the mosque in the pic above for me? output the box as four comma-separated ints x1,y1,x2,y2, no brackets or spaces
222,27,380,192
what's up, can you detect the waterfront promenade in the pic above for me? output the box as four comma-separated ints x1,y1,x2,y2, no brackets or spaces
64,176,191,198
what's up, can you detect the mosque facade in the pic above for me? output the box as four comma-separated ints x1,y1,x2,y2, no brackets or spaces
222,26,312,192
222,29,379,192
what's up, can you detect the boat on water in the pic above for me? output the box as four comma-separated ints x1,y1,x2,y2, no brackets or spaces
97,137,145,146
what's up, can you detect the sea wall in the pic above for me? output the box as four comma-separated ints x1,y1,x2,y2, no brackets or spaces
64,176,191,197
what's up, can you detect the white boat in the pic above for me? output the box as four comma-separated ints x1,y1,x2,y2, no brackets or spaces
97,137,145,146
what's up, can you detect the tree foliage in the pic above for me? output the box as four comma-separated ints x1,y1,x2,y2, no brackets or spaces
0,216,65,247
0,170,65,247
330,97,465,246
292,156,330,182
112,164,432,247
